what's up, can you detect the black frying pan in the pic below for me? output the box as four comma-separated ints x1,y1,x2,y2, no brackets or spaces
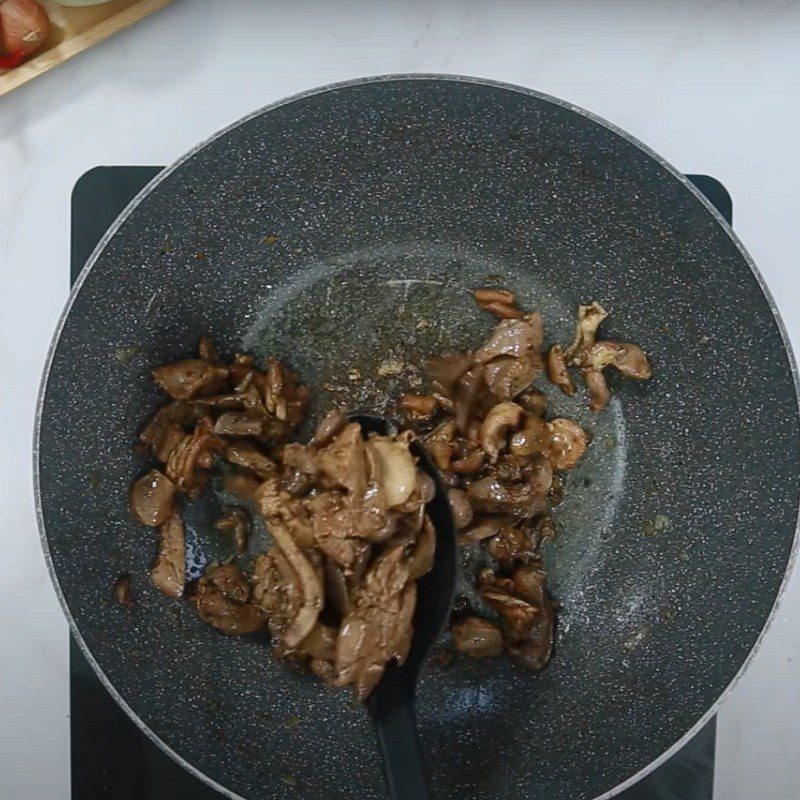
35,76,800,800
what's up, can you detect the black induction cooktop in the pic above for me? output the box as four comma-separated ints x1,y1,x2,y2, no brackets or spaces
70,166,722,800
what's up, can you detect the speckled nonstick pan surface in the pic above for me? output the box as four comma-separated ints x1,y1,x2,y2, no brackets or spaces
35,76,800,800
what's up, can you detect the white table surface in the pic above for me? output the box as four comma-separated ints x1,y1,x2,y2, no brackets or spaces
1,1,799,798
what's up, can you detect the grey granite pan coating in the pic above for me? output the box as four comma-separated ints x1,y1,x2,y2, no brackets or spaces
35,76,800,800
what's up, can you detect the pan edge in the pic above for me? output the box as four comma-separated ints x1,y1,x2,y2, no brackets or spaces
32,73,800,800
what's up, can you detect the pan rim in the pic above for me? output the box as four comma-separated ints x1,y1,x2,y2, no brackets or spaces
32,73,800,800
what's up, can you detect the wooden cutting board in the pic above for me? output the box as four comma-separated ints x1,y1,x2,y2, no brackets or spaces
0,0,172,97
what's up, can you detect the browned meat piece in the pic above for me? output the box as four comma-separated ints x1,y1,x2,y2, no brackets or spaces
480,401,524,461
383,519,418,551
113,572,134,610
580,341,652,380
451,446,487,475
197,336,221,364
431,391,455,413
152,358,228,400
483,301,525,319
224,440,276,479
473,287,525,320
495,454,524,483
584,367,611,412
475,314,543,363
256,477,315,548
254,475,291,519
335,547,416,698
453,366,484,433
546,344,576,396
483,353,540,401
138,401,205,463
517,387,548,416
359,545,410,605
310,409,347,446
151,509,185,598
316,422,367,497
447,489,473,531
262,357,310,428
281,468,311,497
547,418,588,470
467,475,519,514
478,563,554,668
213,411,267,438
458,515,510,545
305,491,384,567
214,506,250,554
348,545,372,589
532,515,556,542
281,443,318,476
298,622,338,662
423,419,456,471
192,393,252,411
335,596,407,698
310,658,337,681
480,587,537,641
314,521,371,570
130,469,175,527
252,548,301,639
320,523,376,565
477,568,514,592
564,301,608,361
522,312,544,349
424,352,473,385
408,515,436,579
452,616,503,657
205,563,252,602
347,547,376,591
509,414,549,458
506,636,553,670
526,455,555,499
335,609,383,686
229,353,255,388
192,563,265,635
473,287,516,307
487,525,537,566
149,425,186,464
505,563,554,669
467,456,552,517
400,393,437,419
236,382,270,416
165,426,221,493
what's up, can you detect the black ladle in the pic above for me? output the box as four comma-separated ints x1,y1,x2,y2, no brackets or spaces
349,413,458,800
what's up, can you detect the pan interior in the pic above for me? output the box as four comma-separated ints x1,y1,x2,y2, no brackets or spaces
240,241,627,608
37,78,800,800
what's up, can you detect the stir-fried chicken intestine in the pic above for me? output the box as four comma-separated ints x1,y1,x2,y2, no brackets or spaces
129,340,308,609
547,301,653,412
249,422,435,696
125,286,653,696
129,339,434,698
384,288,592,669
